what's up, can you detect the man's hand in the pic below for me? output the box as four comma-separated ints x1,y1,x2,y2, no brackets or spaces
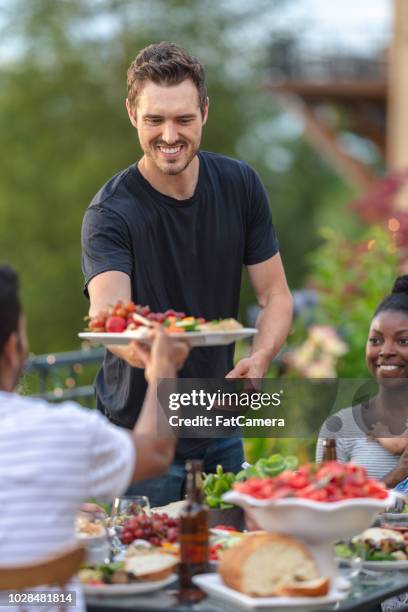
226,351,268,379
129,326,190,383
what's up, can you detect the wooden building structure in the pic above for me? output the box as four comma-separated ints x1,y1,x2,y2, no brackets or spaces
266,0,408,204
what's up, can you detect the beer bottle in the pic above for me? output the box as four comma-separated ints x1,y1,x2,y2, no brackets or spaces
322,438,337,461
179,459,209,588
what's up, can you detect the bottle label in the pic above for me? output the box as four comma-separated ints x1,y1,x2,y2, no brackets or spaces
180,539,208,564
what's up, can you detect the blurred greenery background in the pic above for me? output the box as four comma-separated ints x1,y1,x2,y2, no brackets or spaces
0,0,396,462
0,0,354,351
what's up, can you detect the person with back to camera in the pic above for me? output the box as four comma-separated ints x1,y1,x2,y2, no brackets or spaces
0,264,189,612
81,41,293,506
317,275,408,489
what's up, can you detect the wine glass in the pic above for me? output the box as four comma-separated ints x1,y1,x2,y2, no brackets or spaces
334,539,364,584
108,495,150,560
111,495,150,522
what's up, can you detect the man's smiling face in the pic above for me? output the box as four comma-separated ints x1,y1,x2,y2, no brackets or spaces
127,78,208,176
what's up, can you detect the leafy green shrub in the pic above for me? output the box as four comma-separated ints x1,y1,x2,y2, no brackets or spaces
308,225,398,377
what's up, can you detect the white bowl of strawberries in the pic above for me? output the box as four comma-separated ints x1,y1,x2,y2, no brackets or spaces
223,462,394,578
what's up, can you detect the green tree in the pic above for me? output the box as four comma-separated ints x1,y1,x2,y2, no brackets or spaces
0,0,349,353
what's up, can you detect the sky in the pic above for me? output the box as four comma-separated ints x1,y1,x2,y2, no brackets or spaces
0,0,393,62
275,0,391,53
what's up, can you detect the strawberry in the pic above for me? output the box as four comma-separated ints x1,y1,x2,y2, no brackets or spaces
88,317,107,332
112,303,128,318
105,316,127,333
124,302,136,313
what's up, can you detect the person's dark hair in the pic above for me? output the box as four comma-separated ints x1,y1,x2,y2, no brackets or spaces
0,265,21,355
127,41,207,115
375,275,408,316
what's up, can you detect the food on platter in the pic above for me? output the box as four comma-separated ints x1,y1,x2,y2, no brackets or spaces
209,529,245,562
124,551,178,581
199,318,243,331
118,511,179,546
150,500,185,519
85,301,242,334
79,550,178,586
218,532,329,597
75,516,106,538
204,456,299,509
209,530,269,563
233,461,388,502
351,528,408,562
79,562,133,586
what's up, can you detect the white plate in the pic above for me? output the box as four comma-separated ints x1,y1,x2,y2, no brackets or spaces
363,560,408,571
381,512,408,522
192,574,348,610
79,328,257,348
83,573,176,596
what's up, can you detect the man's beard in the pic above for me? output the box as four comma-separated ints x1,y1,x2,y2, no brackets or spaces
148,141,199,176
160,157,194,175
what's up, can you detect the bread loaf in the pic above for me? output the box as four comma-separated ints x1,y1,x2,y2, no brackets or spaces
219,532,329,597
274,577,330,597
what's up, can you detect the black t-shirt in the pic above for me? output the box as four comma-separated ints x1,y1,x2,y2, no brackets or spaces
81,151,278,458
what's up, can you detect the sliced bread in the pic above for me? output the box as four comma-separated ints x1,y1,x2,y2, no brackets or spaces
125,552,178,582
219,532,328,597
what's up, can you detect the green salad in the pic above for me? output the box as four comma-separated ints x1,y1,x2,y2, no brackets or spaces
203,454,298,509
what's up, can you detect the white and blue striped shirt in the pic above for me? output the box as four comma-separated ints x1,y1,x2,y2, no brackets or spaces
0,391,135,611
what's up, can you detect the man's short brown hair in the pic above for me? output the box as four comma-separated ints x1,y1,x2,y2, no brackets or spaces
127,42,207,115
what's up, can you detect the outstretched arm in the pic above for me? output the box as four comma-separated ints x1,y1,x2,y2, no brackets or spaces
87,270,146,368
129,327,189,482
226,253,293,379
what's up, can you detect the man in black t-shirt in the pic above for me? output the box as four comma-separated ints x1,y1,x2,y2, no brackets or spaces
81,42,293,506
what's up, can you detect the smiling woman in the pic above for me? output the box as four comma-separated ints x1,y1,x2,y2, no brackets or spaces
316,275,408,488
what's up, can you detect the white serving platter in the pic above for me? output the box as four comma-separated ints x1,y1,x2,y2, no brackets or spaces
363,559,408,571
79,328,257,348
192,573,348,610
381,512,408,522
83,573,176,596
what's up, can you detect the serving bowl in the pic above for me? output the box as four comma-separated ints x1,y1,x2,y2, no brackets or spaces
223,490,396,578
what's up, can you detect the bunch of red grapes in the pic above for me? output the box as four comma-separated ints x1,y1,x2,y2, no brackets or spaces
119,512,179,547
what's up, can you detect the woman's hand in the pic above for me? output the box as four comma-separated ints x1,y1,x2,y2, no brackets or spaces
368,421,392,439
383,446,408,488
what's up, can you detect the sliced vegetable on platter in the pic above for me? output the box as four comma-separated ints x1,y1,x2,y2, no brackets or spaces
85,301,243,335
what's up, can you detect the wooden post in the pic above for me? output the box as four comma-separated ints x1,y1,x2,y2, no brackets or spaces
285,96,376,193
388,0,408,210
